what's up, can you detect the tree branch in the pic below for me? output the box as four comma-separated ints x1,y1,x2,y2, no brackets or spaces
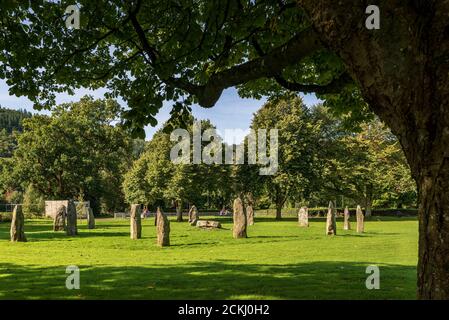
273,72,354,94
128,0,159,65
167,28,323,107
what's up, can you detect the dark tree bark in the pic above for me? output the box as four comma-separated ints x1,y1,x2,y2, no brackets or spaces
274,187,286,220
275,204,282,220
297,0,449,299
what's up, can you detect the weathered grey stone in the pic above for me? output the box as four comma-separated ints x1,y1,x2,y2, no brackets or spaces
87,207,95,229
326,201,337,235
188,205,199,226
196,220,222,229
343,206,351,230
10,204,26,242
156,207,170,246
53,205,66,231
298,206,309,227
356,205,364,233
246,193,255,225
233,197,247,239
66,200,78,236
130,204,142,239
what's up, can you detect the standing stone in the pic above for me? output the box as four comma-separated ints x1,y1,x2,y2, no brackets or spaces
53,205,66,231
246,205,254,226
87,207,95,229
298,206,309,227
66,200,78,236
156,207,170,246
343,206,351,230
130,204,142,239
325,201,337,235
196,220,222,229
10,205,26,242
233,197,247,238
356,205,364,233
246,195,255,226
188,205,199,226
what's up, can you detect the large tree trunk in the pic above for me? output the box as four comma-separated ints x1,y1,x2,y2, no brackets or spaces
298,0,449,298
416,162,449,299
275,204,282,220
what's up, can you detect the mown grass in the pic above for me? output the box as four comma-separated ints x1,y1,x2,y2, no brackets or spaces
0,215,418,300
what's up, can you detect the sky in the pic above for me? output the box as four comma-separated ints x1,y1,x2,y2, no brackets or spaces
0,79,321,144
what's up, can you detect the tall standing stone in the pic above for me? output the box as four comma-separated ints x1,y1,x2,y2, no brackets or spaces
87,207,95,229
10,204,26,242
53,205,66,231
298,206,309,227
246,204,254,226
188,205,199,226
130,204,142,239
246,194,255,226
233,197,247,239
66,200,78,236
343,206,351,230
356,205,364,233
326,201,337,235
156,207,170,246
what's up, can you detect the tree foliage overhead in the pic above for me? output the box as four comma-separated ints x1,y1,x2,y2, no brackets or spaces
0,0,364,137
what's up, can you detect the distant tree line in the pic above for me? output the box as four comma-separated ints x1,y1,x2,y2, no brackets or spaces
0,107,32,158
0,107,32,133
123,94,417,219
0,95,416,218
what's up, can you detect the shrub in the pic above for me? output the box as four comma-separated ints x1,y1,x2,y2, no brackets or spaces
22,184,45,217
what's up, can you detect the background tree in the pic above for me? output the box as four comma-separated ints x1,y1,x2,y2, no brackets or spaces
336,120,416,215
251,94,322,219
0,107,31,133
22,183,45,217
123,130,174,208
125,119,234,213
10,96,133,213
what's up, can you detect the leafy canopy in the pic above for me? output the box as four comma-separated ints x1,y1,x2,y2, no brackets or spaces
0,1,367,137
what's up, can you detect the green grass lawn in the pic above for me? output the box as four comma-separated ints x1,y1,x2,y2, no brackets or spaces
0,215,418,300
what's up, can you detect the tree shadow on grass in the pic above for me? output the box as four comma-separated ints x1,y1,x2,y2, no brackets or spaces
0,261,416,300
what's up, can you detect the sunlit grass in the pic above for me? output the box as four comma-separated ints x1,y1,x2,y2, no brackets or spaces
0,215,418,299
